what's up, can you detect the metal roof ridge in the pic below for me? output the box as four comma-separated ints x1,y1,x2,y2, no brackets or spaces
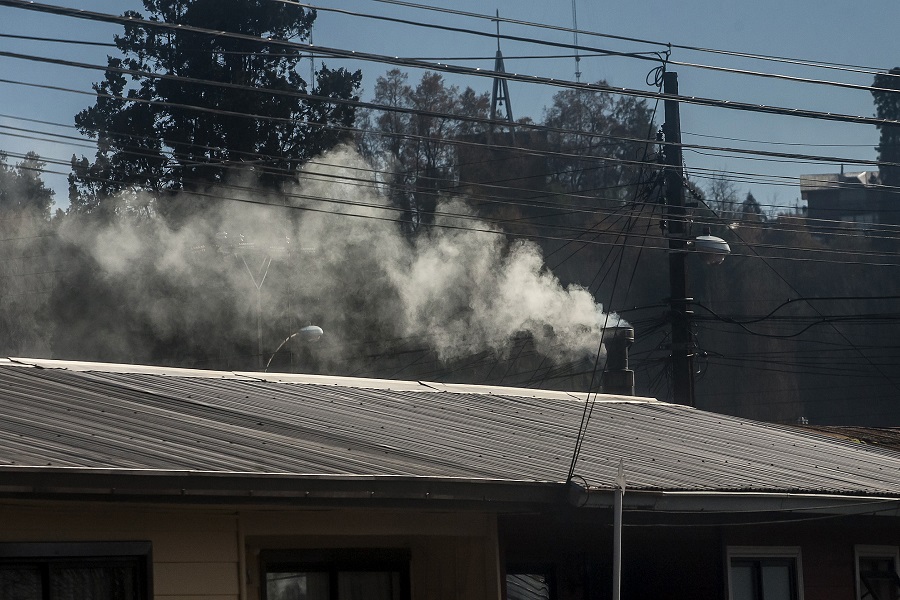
7,357,257,379
222,369,660,403
6,357,660,403
236,371,442,392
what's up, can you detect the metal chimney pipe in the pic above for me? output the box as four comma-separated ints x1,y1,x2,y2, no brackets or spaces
603,326,635,396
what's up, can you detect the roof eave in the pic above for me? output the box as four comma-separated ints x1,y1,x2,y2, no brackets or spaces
3,467,899,518
576,487,900,517
0,466,568,508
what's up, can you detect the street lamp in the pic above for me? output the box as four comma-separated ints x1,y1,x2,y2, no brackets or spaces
692,228,731,265
264,325,324,372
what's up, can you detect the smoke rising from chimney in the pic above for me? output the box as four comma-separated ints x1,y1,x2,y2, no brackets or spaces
55,145,624,373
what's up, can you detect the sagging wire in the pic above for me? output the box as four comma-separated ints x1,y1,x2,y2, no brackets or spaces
646,47,671,90
687,187,900,398
565,51,672,484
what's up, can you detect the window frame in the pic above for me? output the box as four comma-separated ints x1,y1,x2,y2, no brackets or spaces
726,546,804,600
0,541,153,600
855,545,900,600
260,548,411,600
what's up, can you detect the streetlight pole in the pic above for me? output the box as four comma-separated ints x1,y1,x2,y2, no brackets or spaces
662,71,695,407
240,252,273,370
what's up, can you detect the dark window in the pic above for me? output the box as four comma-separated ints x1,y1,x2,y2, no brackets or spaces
730,557,798,600
0,542,152,600
261,549,409,600
858,555,900,600
505,564,554,600
506,573,552,600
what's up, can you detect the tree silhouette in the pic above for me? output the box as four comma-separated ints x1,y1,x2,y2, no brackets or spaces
542,85,654,205
70,0,361,217
358,69,489,231
872,67,900,188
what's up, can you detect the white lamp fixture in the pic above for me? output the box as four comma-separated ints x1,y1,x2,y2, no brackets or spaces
297,325,324,343
693,234,731,265
689,226,731,265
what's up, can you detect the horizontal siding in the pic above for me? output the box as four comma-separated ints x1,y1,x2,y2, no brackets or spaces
155,597,237,600
242,509,493,538
0,504,238,562
154,563,239,596
0,502,501,600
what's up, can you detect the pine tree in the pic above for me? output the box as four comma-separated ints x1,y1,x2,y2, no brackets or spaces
69,0,361,215
872,67,900,188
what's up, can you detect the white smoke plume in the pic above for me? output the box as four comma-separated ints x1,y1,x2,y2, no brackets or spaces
55,145,625,376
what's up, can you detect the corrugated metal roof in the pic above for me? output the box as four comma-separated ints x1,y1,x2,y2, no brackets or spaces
2,358,900,496
794,425,900,452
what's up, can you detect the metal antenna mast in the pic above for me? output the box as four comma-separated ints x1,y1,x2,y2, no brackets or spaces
309,23,316,92
489,10,514,143
572,0,581,82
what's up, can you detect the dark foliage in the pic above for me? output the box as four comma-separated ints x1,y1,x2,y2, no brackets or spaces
357,69,490,231
0,153,54,356
69,0,361,213
872,67,900,187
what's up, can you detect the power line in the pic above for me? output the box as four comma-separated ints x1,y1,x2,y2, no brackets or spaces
0,4,893,216
2,46,898,222
8,60,893,230
0,32,116,48
363,0,900,80
5,45,897,176
5,7,900,410
302,0,900,96
1,0,898,129
683,130,877,149
3,38,900,211
8,134,900,266
689,195,900,397
1,10,900,255
9,112,900,261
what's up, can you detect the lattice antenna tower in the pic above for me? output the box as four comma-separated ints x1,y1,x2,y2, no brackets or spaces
572,0,582,82
572,0,585,148
489,10,515,143
309,22,316,92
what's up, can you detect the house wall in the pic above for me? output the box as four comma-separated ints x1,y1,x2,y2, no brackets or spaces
804,187,881,228
723,517,900,600
0,500,503,600
500,509,900,600
6,499,898,600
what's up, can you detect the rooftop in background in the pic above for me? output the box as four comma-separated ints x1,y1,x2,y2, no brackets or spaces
799,170,889,229
795,424,900,453
799,170,880,192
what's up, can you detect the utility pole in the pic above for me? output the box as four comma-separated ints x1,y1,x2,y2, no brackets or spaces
662,71,695,407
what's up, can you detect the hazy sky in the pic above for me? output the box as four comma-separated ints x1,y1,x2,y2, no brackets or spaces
2,0,899,212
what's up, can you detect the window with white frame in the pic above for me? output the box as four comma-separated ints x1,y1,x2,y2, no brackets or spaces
856,545,900,600
727,547,802,600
